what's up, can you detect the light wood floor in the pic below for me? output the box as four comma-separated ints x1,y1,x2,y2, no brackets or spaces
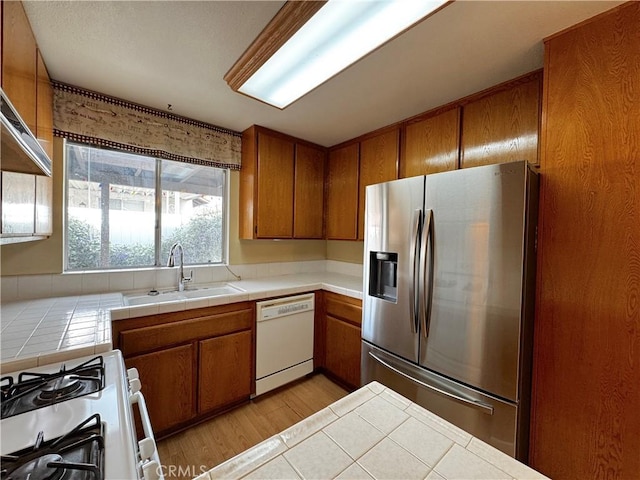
157,374,348,479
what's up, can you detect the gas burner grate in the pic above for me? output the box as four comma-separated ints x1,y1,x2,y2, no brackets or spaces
0,414,104,480
1,357,105,419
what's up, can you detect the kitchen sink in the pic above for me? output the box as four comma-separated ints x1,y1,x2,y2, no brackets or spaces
123,283,244,306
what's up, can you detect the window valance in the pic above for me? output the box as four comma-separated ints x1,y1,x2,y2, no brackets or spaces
52,81,242,170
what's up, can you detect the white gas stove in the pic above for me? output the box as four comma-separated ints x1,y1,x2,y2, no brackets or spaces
1,350,163,480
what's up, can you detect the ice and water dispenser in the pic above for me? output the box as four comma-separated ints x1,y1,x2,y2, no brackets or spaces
368,252,398,302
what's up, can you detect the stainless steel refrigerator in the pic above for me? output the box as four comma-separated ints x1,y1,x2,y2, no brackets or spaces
361,161,538,461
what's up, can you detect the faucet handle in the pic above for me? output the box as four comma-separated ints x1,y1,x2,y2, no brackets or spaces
184,270,193,283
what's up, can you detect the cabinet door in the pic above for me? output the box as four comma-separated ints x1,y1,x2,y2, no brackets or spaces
256,132,294,238
198,330,252,413
326,143,359,240
293,144,325,239
461,77,540,168
36,50,54,160
127,344,195,434
325,315,361,389
1,172,35,235
358,128,399,239
402,108,460,178
35,175,52,235
2,0,37,132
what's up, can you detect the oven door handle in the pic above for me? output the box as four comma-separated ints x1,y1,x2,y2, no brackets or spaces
130,391,164,480
130,391,156,441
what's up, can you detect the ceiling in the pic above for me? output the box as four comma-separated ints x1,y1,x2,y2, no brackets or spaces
23,1,622,147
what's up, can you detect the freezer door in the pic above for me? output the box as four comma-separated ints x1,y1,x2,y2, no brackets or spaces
362,341,525,460
362,176,424,362
419,162,533,402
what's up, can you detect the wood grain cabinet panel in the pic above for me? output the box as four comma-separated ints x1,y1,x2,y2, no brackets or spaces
294,143,325,239
461,76,540,168
257,132,295,238
240,125,326,239
119,308,253,356
1,0,37,131
530,4,640,479
113,302,255,438
127,344,196,434
323,292,362,389
402,108,460,177
325,315,361,390
198,330,252,413
326,143,359,240
358,128,399,240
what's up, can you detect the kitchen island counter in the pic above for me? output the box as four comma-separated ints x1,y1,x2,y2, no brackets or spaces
201,381,548,480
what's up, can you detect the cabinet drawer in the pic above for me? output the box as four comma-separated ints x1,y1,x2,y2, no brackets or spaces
325,293,362,326
120,308,252,357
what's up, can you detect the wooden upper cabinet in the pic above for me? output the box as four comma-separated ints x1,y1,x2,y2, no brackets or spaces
461,75,541,168
240,126,325,239
294,143,325,239
358,128,399,240
256,131,295,238
2,0,37,132
402,108,460,177
36,50,54,161
326,143,359,240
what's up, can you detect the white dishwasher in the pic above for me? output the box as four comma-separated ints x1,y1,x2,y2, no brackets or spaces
255,293,315,396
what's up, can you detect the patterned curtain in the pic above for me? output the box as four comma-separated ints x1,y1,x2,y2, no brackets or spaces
52,81,241,169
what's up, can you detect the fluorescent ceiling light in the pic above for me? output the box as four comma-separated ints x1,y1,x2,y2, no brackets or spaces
237,0,449,109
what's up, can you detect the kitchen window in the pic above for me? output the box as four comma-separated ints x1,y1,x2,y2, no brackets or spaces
65,143,227,271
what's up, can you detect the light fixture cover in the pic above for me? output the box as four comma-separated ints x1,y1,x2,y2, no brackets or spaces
238,0,449,109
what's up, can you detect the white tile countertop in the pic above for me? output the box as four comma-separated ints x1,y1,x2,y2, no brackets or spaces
201,382,549,480
0,294,121,373
0,272,362,373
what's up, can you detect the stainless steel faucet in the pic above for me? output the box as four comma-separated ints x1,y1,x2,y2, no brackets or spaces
167,242,192,291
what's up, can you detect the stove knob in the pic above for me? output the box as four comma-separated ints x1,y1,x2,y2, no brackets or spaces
139,437,157,461
130,377,142,394
127,367,140,380
142,460,161,480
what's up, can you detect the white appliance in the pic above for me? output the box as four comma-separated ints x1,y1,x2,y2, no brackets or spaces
255,293,314,396
0,350,163,480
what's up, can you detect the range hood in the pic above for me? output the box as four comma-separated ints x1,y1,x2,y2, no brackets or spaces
1,88,52,176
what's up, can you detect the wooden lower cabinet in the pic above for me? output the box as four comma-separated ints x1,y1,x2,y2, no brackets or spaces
321,292,362,390
325,315,361,389
113,301,255,437
127,344,195,434
198,330,252,413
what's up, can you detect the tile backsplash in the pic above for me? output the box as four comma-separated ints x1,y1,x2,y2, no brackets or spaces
1,260,362,302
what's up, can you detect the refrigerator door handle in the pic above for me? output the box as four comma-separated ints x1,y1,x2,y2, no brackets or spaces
368,351,495,415
421,209,435,338
409,209,422,334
